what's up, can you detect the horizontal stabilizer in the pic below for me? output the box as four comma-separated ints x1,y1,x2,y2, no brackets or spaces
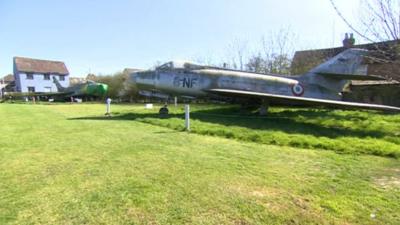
208,89,400,112
315,72,386,80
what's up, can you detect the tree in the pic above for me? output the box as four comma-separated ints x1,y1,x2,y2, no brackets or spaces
330,0,400,80
330,0,400,42
94,72,125,100
245,28,296,75
224,39,249,70
246,53,267,73
120,69,141,102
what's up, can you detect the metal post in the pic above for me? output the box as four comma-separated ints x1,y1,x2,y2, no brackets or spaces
185,104,190,131
106,102,110,114
106,97,112,116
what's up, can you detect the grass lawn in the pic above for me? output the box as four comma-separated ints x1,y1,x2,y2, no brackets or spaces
95,103,400,159
0,103,399,224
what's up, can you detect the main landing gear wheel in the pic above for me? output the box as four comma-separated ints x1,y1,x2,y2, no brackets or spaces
259,105,269,116
259,100,269,116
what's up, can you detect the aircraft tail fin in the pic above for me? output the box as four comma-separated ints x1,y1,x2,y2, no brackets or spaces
52,76,66,91
308,48,385,80
300,48,387,94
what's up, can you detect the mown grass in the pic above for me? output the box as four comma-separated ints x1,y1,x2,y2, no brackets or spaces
78,103,400,159
0,103,399,224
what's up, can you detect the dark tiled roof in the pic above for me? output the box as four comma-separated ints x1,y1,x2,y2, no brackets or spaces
291,40,400,81
2,74,14,82
14,57,69,75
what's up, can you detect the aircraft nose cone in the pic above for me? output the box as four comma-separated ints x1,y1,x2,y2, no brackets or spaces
127,73,139,93
129,73,138,86
98,84,108,96
132,71,155,90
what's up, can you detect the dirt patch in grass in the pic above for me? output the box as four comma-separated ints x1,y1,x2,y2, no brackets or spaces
224,183,333,224
373,168,400,190
227,184,308,211
125,207,159,225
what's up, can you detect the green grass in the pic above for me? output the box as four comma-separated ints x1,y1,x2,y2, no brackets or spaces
87,103,400,159
0,103,399,224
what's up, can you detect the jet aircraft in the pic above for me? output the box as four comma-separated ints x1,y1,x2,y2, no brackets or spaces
129,48,400,114
51,77,108,98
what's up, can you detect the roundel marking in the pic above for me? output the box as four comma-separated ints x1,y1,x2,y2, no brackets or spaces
291,83,304,96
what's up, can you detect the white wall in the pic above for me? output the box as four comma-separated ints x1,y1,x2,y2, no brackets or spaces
17,73,69,92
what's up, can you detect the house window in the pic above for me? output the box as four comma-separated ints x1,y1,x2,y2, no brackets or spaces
26,73,34,80
44,74,50,80
28,87,35,92
59,76,65,81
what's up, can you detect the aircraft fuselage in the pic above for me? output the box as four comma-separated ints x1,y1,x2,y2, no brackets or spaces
132,68,341,101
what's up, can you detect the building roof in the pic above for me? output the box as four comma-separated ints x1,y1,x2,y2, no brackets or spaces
69,77,87,85
291,40,400,81
1,74,14,83
0,74,15,90
123,68,142,75
14,57,69,75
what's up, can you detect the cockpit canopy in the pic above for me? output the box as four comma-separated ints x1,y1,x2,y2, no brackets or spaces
156,61,207,71
86,80,96,84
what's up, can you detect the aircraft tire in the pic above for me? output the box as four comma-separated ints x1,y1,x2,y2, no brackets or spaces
159,106,169,118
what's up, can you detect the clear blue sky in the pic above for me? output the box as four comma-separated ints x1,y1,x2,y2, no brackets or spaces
0,0,359,77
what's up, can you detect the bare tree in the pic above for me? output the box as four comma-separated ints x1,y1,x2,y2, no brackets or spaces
246,27,296,75
190,54,218,67
246,53,266,73
330,0,400,42
330,0,400,80
224,38,249,70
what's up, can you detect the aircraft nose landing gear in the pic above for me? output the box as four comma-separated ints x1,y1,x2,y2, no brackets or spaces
159,104,169,118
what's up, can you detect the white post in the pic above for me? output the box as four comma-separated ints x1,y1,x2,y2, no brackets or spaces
185,104,190,131
106,97,112,116
174,96,177,107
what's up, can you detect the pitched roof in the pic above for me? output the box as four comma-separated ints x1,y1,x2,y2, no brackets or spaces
2,74,14,83
14,57,69,75
69,77,87,85
291,40,400,81
123,68,142,75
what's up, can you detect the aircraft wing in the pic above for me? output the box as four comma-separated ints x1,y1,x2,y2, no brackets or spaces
207,89,400,112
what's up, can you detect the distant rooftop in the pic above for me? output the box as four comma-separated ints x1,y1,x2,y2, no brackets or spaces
14,57,69,75
70,77,87,85
1,74,14,83
123,68,143,75
291,39,400,81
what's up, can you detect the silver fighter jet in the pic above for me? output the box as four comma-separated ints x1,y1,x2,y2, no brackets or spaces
129,48,400,113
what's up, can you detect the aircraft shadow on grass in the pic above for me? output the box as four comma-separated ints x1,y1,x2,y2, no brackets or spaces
69,107,393,140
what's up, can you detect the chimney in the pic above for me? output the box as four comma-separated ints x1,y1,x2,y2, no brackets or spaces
343,33,350,48
349,33,355,47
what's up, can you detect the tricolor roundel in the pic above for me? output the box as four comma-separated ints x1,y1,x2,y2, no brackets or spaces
291,83,304,96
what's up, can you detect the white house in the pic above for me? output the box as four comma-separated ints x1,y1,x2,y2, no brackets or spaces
13,57,69,93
